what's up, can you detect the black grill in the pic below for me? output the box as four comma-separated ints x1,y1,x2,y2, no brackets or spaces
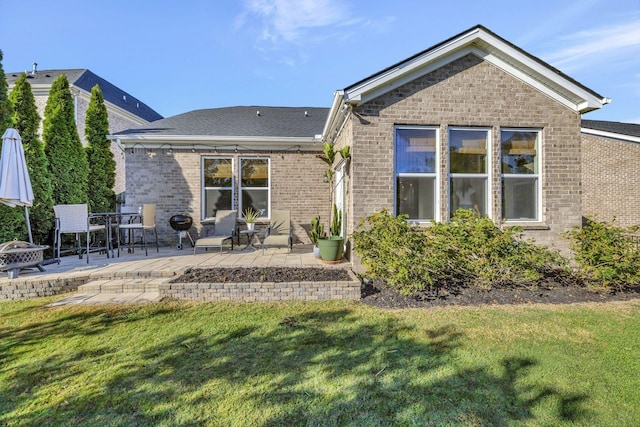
169,214,193,231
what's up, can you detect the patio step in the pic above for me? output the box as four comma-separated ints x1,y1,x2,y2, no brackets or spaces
78,278,167,293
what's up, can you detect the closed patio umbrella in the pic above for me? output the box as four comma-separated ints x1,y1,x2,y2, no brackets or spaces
0,128,35,243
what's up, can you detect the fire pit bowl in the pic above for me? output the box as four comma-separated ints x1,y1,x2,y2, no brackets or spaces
0,241,48,279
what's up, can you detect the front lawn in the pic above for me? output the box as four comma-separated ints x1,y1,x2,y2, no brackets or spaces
1,298,639,426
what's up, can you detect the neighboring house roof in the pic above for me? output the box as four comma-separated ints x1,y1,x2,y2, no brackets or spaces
582,119,640,144
111,106,329,151
323,25,610,141
6,68,163,122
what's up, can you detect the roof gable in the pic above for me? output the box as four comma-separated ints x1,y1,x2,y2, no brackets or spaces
343,25,608,114
6,69,163,122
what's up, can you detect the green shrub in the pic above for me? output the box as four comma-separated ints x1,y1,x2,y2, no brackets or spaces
564,217,640,288
352,209,567,295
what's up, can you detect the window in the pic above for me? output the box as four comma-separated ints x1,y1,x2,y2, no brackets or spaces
395,127,438,221
240,158,270,218
449,128,489,217
501,129,540,221
202,157,233,219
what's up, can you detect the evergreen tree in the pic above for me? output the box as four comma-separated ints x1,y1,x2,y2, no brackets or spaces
42,74,89,205
0,50,11,131
85,84,115,212
9,73,55,244
0,49,28,242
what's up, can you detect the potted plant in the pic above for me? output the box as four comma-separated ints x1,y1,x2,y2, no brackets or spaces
309,215,326,258
243,207,260,231
317,204,344,263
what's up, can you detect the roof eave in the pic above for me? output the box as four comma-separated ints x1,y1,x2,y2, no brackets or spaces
108,134,323,151
343,25,609,114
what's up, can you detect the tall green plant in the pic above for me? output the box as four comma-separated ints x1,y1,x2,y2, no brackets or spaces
0,50,28,241
564,217,640,288
330,204,342,237
352,209,567,295
9,73,55,244
85,84,115,213
309,215,326,246
0,50,11,131
43,74,89,205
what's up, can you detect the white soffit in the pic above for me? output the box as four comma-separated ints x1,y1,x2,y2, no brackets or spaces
345,27,606,113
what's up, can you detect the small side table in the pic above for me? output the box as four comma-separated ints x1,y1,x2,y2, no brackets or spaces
239,229,259,250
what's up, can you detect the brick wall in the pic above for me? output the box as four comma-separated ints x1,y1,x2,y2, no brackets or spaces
125,148,327,245
582,133,640,227
161,273,361,302
344,54,582,264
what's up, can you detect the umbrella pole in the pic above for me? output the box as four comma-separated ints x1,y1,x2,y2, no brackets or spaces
24,206,33,244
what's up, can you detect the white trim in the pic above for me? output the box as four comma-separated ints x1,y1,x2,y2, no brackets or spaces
108,135,321,152
201,156,235,220
394,125,440,222
239,157,271,219
343,27,608,114
581,128,640,144
449,127,492,219
500,128,542,222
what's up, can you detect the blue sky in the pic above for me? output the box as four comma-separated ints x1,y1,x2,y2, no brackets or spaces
1,0,639,123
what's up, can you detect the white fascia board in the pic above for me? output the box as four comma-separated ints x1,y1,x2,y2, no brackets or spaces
345,27,607,113
345,28,481,103
351,48,474,106
581,127,640,144
108,134,322,151
321,90,346,142
477,31,608,112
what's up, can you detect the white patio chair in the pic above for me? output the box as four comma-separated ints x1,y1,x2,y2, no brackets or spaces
117,204,159,256
193,210,236,254
53,204,106,263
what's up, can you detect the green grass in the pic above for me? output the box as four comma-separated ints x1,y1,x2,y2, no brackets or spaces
1,298,639,426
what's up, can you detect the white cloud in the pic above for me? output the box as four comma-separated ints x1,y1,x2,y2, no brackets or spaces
237,0,392,50
543,19,640,72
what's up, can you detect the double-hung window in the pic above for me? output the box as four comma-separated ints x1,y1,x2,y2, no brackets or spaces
202,157,233,219
501,129,540,221
449,128,489,217
240,158,270,218
395,127,438,221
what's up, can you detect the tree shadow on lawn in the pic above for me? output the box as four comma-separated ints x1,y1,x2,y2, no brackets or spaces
1,307,590,426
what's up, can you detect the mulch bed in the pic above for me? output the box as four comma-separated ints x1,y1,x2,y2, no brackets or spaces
171,267,640,308
361,278,640,309
172,267,352,283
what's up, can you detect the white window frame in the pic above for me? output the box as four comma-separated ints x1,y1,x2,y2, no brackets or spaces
448,127,492,219
201,156,234,220
239,157,271,218
500,128,542,222
394,125,440,223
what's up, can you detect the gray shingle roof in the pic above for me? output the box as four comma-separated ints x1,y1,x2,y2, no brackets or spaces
582,120,640,138
6,69,163,122
114,106,329,138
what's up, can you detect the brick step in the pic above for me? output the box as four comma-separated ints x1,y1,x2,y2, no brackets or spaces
78,278,167,293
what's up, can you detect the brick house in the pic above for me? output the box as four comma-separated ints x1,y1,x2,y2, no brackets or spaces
6,67,163,196
320,25,610,262
111,25,626,256
581,120,640,227
111,106,330,245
